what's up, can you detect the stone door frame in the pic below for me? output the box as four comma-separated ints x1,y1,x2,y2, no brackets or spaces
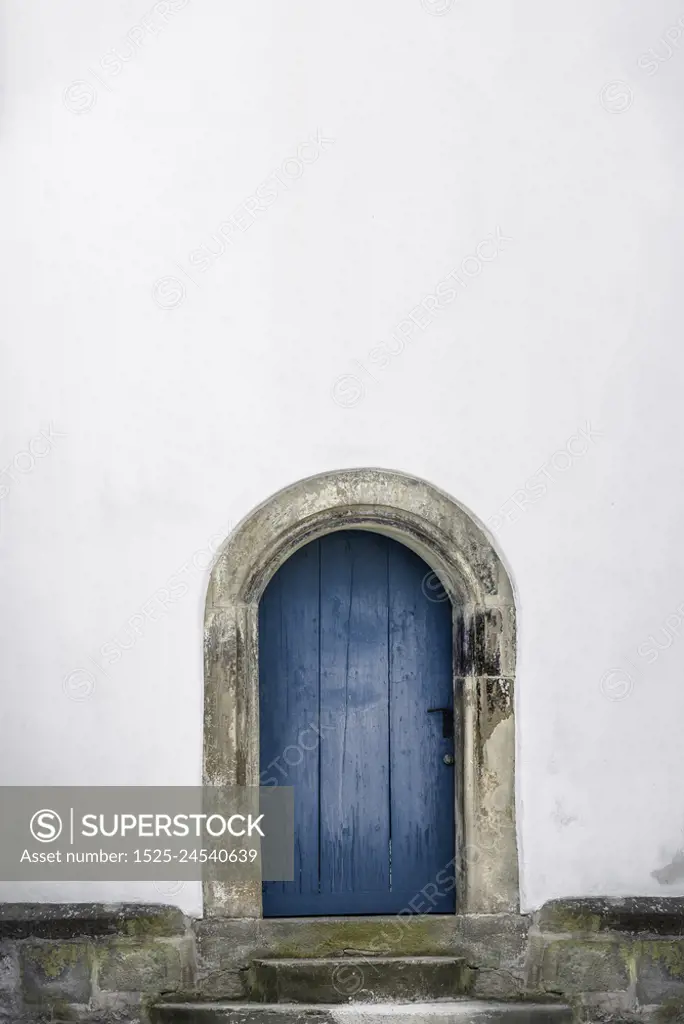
203,468,518,918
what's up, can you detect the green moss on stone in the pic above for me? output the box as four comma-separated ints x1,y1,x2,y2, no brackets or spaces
657,997,684,1023
633,940,684,980
548,908,603,934
539,937,631,994
625,946,638,987
266,917,445,958
122,913,180,939
26,944,87,980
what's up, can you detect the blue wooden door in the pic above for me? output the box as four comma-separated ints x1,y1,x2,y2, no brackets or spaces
259,530,455,916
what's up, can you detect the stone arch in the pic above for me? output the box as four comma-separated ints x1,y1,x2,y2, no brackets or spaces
203,468,518,917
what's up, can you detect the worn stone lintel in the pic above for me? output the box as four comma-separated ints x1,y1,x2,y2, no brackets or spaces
536,899,684,937
0,904,189,941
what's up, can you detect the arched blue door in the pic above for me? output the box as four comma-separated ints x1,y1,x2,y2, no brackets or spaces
259,530,455,916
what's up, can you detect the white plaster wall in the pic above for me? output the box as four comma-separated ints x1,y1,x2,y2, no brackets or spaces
1,0,683,918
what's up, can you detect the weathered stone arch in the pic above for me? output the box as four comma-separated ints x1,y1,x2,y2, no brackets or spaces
203,468,518,917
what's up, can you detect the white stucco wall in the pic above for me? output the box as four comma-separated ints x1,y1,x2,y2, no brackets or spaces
1,0,683,918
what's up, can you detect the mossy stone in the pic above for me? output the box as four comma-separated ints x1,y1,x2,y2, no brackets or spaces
21,942,92,1004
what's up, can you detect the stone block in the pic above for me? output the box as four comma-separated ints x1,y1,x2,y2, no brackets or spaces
0,944,18,994
0,945,20,1024
455,912,529,974
636,941,684,1004
474,610,504,676
21,942,93,1005
97,941,187,993
536,899,684,937
471,965,526,1000
539,939,630,994
653,995,684,1022
246,955,473,1003
194,919,258,997
0,904,187,941
194,912,529,961
150,1004,574,1024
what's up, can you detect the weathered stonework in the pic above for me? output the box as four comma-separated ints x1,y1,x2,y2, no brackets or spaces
2,899,684,1020
0,904,195,1023
537,900,684,938
192,913,531,1003
96,940,192,994
527,898,684,1021
537,939,631,994
0,904,188,942
636,942,684,1005
0,942,20,1022
21,942,93,1005
203,468,519,918
245,955,475,1003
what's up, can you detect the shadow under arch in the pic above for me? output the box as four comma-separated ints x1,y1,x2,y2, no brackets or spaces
203,468,518,917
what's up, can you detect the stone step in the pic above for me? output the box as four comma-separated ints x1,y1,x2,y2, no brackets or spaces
151,1002,574,1024
246,956,473,1003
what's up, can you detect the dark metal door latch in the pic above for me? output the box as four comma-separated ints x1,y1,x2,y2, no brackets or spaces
427,706,454,738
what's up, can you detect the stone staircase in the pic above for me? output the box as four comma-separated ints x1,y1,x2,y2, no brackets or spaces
151,1005,574,1024
246,956,473,1002
151,956,573,1024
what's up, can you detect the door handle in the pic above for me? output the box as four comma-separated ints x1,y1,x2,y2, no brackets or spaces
427,707,454,738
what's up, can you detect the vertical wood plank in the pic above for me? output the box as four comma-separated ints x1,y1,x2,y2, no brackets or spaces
389,545,455,906
319,531,391,901
259,541,320,910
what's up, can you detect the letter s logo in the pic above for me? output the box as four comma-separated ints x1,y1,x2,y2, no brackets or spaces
30,809,63,843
